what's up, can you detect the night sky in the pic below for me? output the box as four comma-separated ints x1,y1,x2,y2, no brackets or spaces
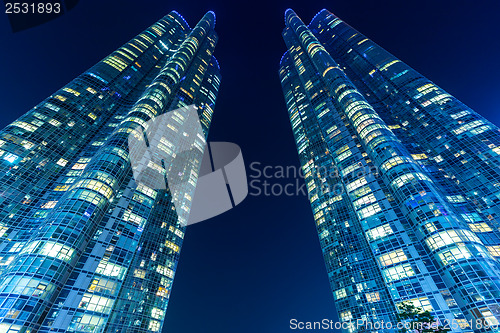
1,1,500,332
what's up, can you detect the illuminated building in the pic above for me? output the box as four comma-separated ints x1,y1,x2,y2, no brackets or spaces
280,9,500,332
0,11,220,333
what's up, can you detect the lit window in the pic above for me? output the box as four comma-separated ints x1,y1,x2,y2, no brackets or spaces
3,153,18,163
95,260,126,279
378,249,407,267
437,245,472,265
357,203,382,219
156,265,174,278
382,263,415,282
148,320,161,332
487,246,500,257
151,308,163,320
425,229,480,251
41,201,57,209
366,224,393,241
54,185,69,191
56,158,68,167
334,288,347,300
366,292,380,303
340,310,352,322
469,223,493,233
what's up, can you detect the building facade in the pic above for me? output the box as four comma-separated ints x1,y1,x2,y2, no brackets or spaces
280,9,500,332
0,11,220,333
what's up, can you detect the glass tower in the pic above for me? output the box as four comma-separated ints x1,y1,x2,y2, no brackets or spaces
280,9,500,332
0,11,220,333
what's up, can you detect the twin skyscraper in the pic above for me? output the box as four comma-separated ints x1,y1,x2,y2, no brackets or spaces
0,9,499,333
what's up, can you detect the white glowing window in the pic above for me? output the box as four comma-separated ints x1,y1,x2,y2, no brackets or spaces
381,156,407,172
437,245,472,265
366,224,393,241
481,309,500,326
137,183,157,199
378,249,407,267
382,263,415,282
334,288,347,300
77,189,106,207
340,310,352,322
156,265,174,278
123,210,145,225
79,294,114,314
56,158,68,167
353,193,376,210
3,153,18,163
95,260,126,279
12,121,37,132
357,203,382,219
336,150,352,163
346,177,367,192
399,297,433,312
63,87,81,96
342,163,361,177
425,229,480,251
151,307,164,320
148,320,161,332
391,172,431,189
38,241,75,262
446,195,466,203
49,119,61,127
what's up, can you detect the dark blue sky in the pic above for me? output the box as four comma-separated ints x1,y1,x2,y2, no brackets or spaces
1,1,500,332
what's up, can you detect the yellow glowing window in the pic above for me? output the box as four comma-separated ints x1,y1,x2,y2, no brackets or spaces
468,223,493,233
378,249,407,267
411,153,428,160
62,87,80,96
165,241,180,253
340,310,352,322
72,163,87,170
133,269,146,279
366,292,380,303
54,185,69,191
487,246,500,257
156,286,168,297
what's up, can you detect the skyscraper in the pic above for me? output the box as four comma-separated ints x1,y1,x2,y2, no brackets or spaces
0,10,220,333
280,9,500,332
